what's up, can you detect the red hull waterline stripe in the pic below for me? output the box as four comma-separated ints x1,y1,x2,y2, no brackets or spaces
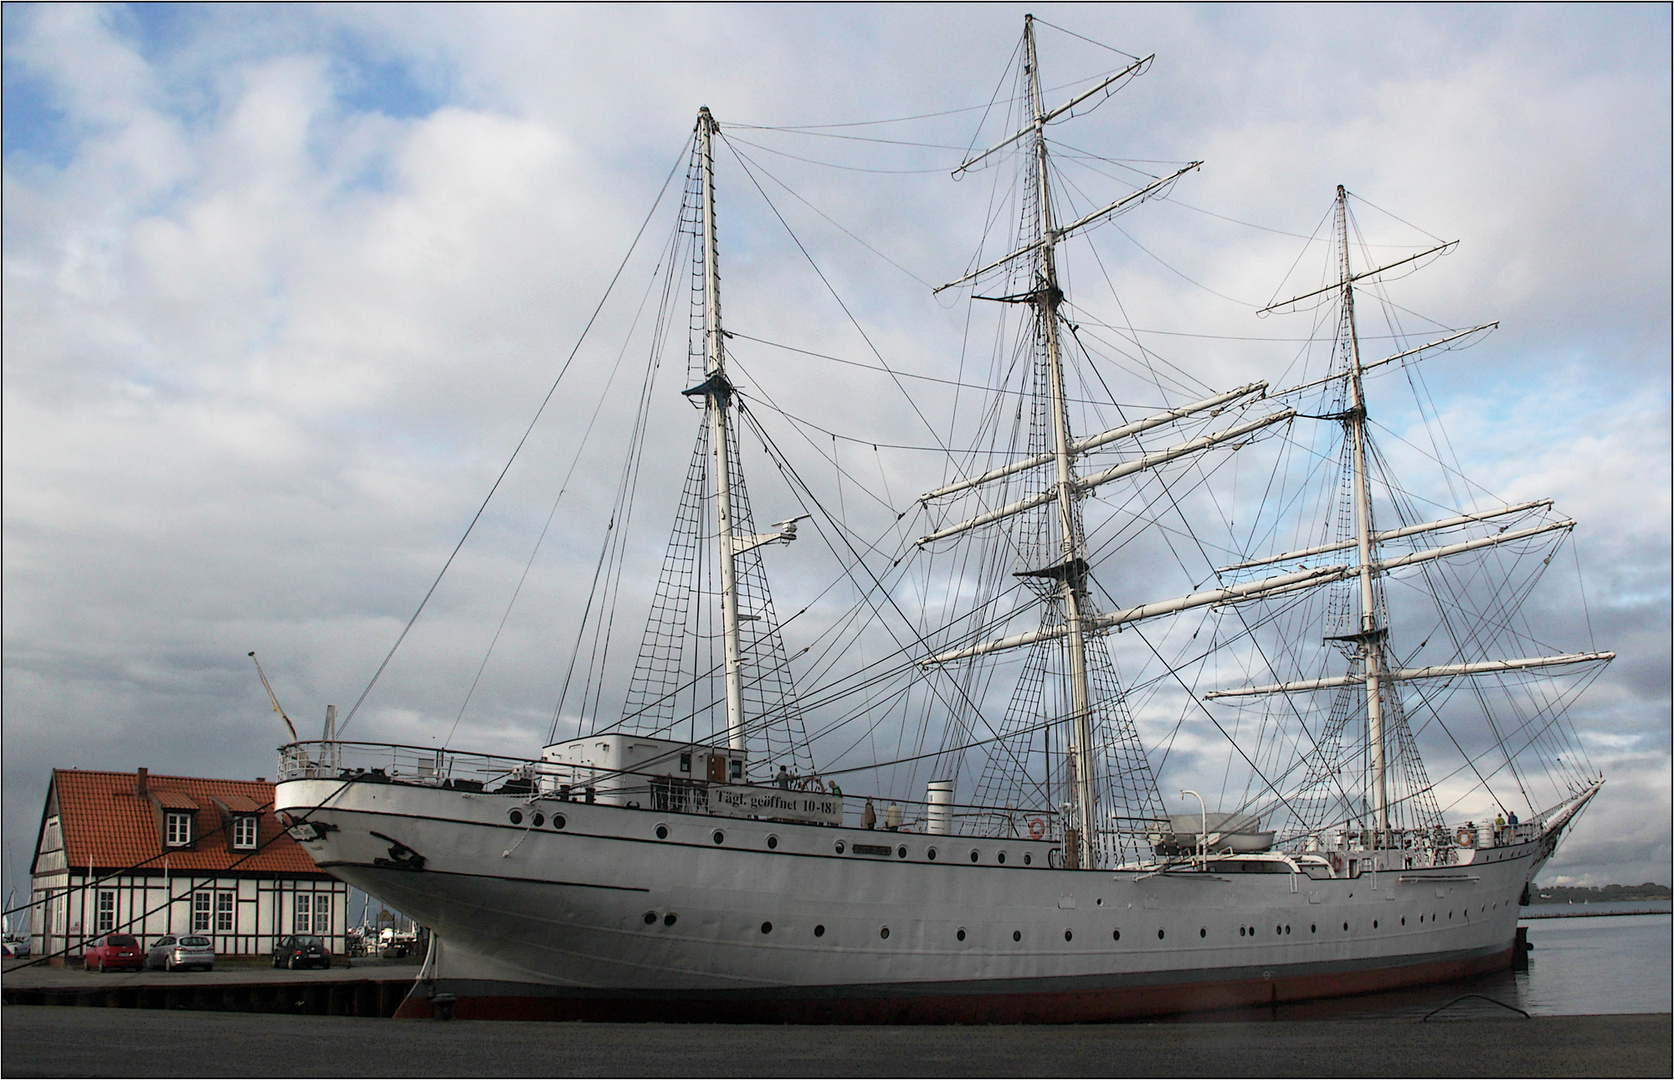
393,945,1515,1023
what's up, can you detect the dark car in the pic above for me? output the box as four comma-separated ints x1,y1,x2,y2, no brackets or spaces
272,934,331,969
83,934,144,972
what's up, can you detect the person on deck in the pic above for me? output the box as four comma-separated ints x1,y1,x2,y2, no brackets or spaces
777,765,792,789
862,798,877,830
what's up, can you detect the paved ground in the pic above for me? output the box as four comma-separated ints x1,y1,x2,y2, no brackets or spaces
2,1007,1668,1078
1,956,417,989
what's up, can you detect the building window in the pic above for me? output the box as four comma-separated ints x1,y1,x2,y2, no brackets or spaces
294,892,311,933
215,891,235,932
166,812,192,847
192,891,212,933
96,891,115,932
313,893,332,935
232,816,258,850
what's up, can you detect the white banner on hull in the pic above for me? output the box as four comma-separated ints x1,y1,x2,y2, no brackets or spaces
706,786,843,825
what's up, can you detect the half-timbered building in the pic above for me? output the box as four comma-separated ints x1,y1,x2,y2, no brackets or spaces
29,768,346,961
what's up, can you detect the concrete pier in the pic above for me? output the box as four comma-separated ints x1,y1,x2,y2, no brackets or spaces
2,1006,1668,1077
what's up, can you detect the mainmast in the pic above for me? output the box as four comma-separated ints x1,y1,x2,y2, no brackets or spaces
1023,17,1097,867
1334,184,1389,834
696,106,747,754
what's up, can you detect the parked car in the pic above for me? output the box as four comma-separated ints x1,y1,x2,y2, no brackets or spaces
145,934,215,972
83,934,144,972
272,934,331,969
2,933,30,958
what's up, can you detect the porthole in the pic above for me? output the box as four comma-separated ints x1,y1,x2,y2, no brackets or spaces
814,924,825,937
897,845,908,859
928,847,938,861
655,825,669,840
1285,925,1291,935
970,850,980,863
880,927,890,940
532,812,545,827
1200,928,1207,938
997,852,1007,865
663,913,678,927
1401,917,1406,926
834,840,846,854
1158,929,1166,940
1064,929,1073,941
1013,930,1022,942
642,911,657,925
1239,927,1246,937
1310,924,1316,933
1343,922,1349,931
509,810,524,825
761,922,773,935
956,928,966,942
1275,925,1282,935
1112,929,1121,941
713,830,725,845
1373,920,1379,929
767,835,779,850
552,814,566,829
1023,853,1033,866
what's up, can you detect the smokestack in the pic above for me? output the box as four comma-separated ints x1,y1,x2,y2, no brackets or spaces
136,768,149,797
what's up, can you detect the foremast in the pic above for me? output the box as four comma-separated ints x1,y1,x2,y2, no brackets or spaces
695,107,748,754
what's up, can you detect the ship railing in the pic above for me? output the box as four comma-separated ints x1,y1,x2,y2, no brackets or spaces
275,740,1060,834
277,740,549,789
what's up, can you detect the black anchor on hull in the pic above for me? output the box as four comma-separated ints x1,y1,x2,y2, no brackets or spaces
370,830,427,871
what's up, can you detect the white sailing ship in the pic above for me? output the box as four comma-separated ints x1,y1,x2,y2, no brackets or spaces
275,17,1611,1021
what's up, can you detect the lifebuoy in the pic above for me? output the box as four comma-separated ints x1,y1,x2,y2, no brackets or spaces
1028,817,1046,840
1455,826,1477,848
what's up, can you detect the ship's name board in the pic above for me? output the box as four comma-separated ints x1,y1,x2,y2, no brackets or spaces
707,786,843,825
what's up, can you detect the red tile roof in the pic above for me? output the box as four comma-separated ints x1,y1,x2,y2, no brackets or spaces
46,769,325,877
153,790,200,810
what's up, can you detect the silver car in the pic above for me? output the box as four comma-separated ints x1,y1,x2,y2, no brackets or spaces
146,934,215,971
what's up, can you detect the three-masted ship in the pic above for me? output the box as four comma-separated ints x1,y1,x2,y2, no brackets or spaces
275,17,1609,1021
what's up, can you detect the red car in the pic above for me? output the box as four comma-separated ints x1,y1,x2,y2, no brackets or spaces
83,934,144,972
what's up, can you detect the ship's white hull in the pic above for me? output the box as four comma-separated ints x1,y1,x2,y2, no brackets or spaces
277,777,1552,1021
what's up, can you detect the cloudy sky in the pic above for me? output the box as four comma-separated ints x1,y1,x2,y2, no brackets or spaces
4,3,1668,895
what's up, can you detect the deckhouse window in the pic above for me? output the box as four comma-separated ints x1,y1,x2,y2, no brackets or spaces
165,811,192,847
232,815,257,850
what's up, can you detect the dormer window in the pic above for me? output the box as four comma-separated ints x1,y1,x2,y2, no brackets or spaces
232,815,258,850
165,811,192,847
